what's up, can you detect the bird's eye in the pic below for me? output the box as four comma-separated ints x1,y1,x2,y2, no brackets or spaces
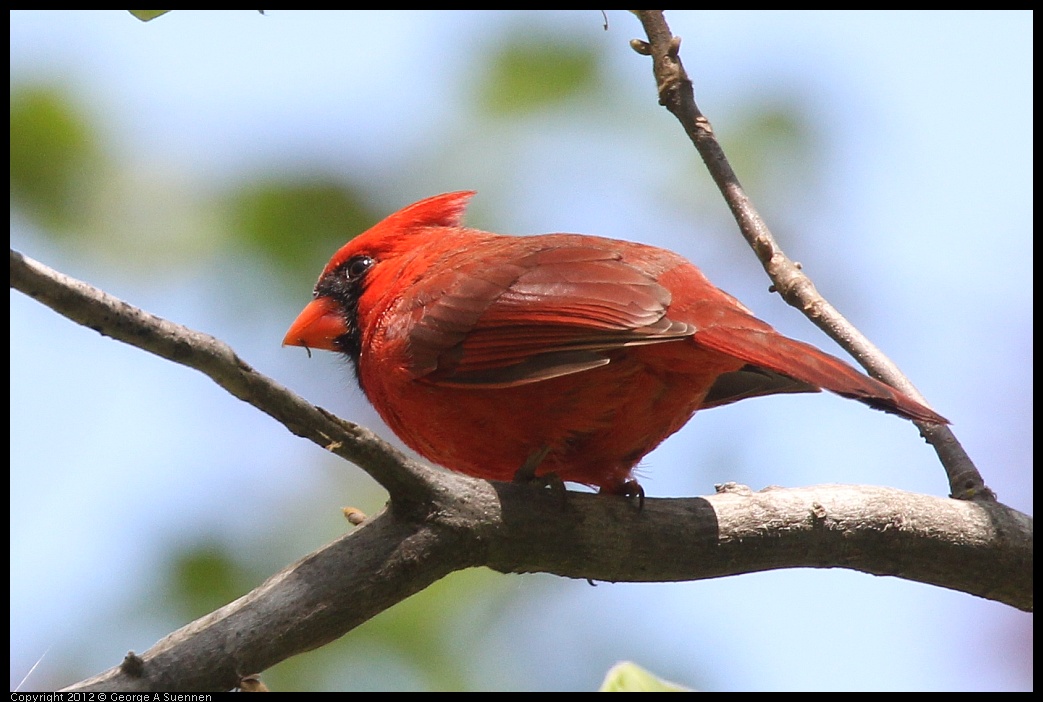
345,256,374,281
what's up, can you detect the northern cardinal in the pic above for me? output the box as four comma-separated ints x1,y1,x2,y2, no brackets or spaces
284,191,946,496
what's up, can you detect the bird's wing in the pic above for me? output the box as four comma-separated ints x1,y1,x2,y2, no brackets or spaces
403,244,694,387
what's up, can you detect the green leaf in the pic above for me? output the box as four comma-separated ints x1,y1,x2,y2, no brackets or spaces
166,542,260,618
128,11,172,22
599,661,692,692
477,32,601,117
9,84,103,231
223,179,378,277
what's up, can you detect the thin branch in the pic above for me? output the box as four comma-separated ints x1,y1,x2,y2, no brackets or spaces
629,10,990,502
9,249,438,507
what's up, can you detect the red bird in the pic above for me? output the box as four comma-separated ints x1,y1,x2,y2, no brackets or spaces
284,191,946,496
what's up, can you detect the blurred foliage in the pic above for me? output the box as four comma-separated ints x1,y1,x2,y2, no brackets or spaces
10,83,105,232
10,82,224,271
167,541,263,619
269,568,512,691
721,97,820,201
9,81,381,281
164,536,515,691
476,31,602,117
223,178,380,279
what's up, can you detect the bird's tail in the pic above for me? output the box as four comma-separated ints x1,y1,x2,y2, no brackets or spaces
695,324,948,424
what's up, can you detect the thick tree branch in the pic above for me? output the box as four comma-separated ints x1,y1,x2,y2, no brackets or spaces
10,247,1033,691
63,480,1031,692
629,10,989,502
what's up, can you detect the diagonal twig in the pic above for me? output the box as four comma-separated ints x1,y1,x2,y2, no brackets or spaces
629,10,990,501
9,248,439,504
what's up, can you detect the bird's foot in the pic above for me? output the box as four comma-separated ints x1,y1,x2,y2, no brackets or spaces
599,479,645,510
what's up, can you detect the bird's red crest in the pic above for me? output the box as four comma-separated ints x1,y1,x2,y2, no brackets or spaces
377,190,475,231
321,191,476,278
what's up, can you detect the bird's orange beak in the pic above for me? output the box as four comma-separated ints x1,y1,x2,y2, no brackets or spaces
283,297,347,351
